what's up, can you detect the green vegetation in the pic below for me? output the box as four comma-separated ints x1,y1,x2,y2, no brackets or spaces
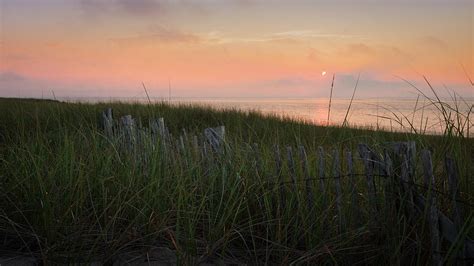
0,97,472,264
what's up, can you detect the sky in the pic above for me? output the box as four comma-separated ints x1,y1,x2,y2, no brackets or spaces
0,0,473,99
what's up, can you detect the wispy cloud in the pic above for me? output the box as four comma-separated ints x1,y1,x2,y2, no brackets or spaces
79,0,111,16
116,0,162,15
205,30,363,45
270,30,363,39
110,25,201,45
344,43,376,56
0,72,26,82
419,36,449,50
79,0,163,17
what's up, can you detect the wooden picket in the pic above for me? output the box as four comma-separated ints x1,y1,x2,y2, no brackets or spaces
422,149,442,266
345,148,360,227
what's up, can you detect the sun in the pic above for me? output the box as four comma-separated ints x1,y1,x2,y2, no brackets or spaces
321,71,327,76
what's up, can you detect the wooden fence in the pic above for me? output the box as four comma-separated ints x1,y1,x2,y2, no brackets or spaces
101,108,473,264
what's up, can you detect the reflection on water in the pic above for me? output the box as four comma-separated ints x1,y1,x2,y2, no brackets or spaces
66,97,474,136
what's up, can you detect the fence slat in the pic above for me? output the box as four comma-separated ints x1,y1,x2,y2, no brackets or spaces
383,149,394,212
274,145,285,205
120,115,136,152
317,146,328,238
407,141,416,180
317,147,327,200
345,148,360,226
400,152,415,219
150,117,169,149
252,143,263,177
204,126,225,152
102,108,114,138
358,144,377,221
202,138,209,165
157,118,168,139
182,128,188,144
192,135,200,161
286,146,297,188
179,135,189,168
445,155,463,231
179,135,185,152
332,148,343,230
389,141,416,178
445,155,466,260
299,146,314,212
422,149,441,266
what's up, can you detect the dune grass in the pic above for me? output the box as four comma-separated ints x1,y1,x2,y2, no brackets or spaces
0,97,472,264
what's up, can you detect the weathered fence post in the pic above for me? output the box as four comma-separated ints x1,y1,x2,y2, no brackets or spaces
317,146,328,237
102,108,114,138
422,149,442,266
204,126,225,153
136,127,149,167
150,117,169,152
150,118,167,139
179,135,185,152
202,138,209,167
192,135,200,161
332,148,344,231
179,135,189,168
252,143,263,177
383,149,394,213
299,146,314,213
445,155,466,261
358,144,377,224
317,147,327,204
286,146,297,188
345,148,360,227
407,141,416,180
120,115,136,151
399,152,416,221
182,128,188,144
274,145,285,206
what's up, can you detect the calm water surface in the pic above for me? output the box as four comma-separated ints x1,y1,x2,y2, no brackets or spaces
67,97,473,136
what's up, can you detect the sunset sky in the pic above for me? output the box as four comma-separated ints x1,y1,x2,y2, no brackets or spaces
0,0,472,98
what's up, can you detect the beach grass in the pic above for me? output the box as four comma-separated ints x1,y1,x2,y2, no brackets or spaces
0,97,472,264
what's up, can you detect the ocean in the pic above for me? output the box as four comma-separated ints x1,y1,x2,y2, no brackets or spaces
64,97,474,136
